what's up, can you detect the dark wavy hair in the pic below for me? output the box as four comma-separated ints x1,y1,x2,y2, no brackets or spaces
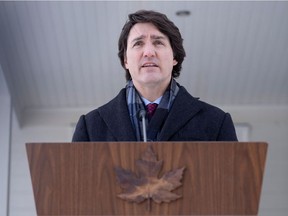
118,10,186,81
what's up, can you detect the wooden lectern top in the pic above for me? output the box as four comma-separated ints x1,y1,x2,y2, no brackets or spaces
26,141,267,215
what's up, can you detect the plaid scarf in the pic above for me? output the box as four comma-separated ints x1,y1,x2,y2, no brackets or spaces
126,79,179,141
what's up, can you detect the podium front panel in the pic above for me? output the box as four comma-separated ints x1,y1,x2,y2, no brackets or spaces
26,142,267,215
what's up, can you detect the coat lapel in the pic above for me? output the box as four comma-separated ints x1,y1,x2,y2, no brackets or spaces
98,89,136,141
158,87,203,141
97,87,202,142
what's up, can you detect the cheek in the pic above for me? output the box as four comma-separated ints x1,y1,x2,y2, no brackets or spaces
164,51,176,63
125,53,138,69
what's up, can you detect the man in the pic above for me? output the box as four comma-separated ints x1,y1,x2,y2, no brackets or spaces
72,10,238,142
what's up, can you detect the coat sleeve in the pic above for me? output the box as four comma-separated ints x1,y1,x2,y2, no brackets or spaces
216,113,238,141
72,115,90,141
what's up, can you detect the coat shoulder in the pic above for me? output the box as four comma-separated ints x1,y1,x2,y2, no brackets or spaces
172,86,237,141
178,86,226,116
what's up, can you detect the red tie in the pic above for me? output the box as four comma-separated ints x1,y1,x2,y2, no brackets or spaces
146,103,158,119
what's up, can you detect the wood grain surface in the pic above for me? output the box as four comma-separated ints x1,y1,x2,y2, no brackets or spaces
26,142,267,215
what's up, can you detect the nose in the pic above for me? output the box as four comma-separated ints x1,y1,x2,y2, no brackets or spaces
143,43,156,57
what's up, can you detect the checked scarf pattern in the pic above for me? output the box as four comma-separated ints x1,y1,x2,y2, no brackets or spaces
126,79,179,141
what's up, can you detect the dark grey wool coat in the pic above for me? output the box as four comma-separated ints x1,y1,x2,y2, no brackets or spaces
72,86,238,142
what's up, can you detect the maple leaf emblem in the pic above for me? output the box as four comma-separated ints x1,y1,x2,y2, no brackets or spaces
115,145,185,208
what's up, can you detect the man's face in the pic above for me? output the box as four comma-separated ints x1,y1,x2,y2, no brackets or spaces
124,23,178,89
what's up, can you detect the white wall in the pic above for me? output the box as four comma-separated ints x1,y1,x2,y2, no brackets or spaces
0,67,11,216
7,105,288,216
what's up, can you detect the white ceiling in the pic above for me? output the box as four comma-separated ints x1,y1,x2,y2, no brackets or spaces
0,1,288,126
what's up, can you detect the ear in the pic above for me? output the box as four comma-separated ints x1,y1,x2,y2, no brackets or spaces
124,57,129,69
173,59,178,66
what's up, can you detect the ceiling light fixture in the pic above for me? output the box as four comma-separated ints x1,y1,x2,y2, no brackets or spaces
176,10,191,17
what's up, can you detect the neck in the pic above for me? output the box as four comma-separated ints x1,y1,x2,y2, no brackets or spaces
134,81,170,102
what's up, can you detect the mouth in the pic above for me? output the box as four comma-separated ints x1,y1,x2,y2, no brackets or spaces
141,62,158,68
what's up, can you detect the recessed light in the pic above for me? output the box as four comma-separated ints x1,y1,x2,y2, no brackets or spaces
176,10,191,17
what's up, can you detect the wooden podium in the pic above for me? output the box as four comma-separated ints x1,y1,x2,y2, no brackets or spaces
26,142,267,215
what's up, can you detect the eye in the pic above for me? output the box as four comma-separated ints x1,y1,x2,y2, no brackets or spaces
154,40,164,46
133,41,143,47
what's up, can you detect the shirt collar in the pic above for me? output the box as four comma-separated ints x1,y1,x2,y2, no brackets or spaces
141,96,162,106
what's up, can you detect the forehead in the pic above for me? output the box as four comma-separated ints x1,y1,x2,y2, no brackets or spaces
127,22,169,42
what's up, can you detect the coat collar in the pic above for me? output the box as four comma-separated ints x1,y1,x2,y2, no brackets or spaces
98,88,136,141
158,86,203,141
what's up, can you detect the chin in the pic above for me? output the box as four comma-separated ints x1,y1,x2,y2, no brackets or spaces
143,78,166,86
142,74,160,82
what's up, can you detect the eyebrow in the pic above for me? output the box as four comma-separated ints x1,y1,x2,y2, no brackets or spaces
130,34,167,43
